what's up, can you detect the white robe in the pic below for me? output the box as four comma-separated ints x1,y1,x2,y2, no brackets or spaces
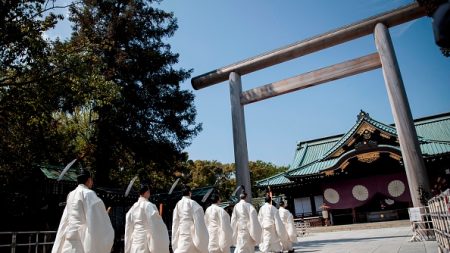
124,196,170,253
231,199,262,253
172,196,209,253
204,204,233,253
52,184,114,253
258,203,288,253
279,206,298,251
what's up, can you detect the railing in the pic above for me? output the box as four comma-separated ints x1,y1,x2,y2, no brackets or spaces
428,189,450,253
0,231,56,253
293,219,310,237
408,206,435,242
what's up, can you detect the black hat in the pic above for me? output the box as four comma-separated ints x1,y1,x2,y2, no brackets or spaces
78,169,91,177
139,184,150,195
182,184,191,196
77,169,92,184
239,186,247,199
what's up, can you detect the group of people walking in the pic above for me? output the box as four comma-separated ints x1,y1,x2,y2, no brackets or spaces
52,170,298,253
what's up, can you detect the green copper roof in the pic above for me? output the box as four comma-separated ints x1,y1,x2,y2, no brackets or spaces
415,114,450,142
39,164,78,182
287,159,339,178
257,111,450,187
256,172,291,186
420,141,450,156
292,136,341,168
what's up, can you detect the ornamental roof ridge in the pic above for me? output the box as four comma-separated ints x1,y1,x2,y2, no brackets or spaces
320,111,399,160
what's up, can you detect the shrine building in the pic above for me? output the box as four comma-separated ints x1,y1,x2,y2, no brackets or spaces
256,111,450,225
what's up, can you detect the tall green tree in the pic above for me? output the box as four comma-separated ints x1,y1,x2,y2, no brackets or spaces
67,0,201,186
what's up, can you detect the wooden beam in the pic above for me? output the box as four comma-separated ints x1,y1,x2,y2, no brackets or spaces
240,53,381,105
191,3,425,90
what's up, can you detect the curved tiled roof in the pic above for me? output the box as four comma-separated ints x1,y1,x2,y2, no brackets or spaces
415,114,450,142
291,136,341,169
256,172,292,186
257,111,450,188
420,141,450,156
287,159,338,177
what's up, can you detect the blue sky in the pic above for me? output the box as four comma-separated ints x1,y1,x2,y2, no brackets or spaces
49,0,450,167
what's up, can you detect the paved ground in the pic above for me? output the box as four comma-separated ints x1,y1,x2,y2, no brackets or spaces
286,226,438,253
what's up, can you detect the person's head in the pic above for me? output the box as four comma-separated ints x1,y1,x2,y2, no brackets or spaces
211,193,220,204
139,184,150,199
182,185,191,197
279,200,285,207
239,190,247,200
265,195,272,203
77,169,93,188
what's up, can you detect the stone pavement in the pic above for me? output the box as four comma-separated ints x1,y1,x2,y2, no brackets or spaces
286,226,438,253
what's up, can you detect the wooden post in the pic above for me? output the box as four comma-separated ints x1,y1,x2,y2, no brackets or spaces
229,72,252,201
374,22,430,207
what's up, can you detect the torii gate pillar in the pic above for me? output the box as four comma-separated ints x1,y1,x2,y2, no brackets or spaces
375,23,430,207
229,72,252,201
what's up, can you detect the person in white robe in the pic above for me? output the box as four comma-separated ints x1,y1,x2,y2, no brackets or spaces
230,190,261,253
172,185,209,253
204,193,233,253
52,169,114,253
125,184,170,253
278,200,297,253
258,196,288,253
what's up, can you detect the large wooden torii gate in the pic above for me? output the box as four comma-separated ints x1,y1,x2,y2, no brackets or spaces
191,3,430,207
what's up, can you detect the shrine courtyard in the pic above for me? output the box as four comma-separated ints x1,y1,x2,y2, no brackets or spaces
290,222,437,253
248,220,438,253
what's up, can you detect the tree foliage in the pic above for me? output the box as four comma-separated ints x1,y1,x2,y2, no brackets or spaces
186,160,287,200
1,0,201,191
0,0,63,87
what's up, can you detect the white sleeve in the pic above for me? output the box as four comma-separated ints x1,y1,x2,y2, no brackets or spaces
274,208,288,242
84,193,114,253
249,205,262,244
192,202,209,253
171,203,180,252
231,205,238,245
219,208,233,252
146,203,170,253
51,205,68,253
286,212,298,242
124,206,134,253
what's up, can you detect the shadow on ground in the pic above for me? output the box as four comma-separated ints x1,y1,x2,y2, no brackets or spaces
294,235,410,250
